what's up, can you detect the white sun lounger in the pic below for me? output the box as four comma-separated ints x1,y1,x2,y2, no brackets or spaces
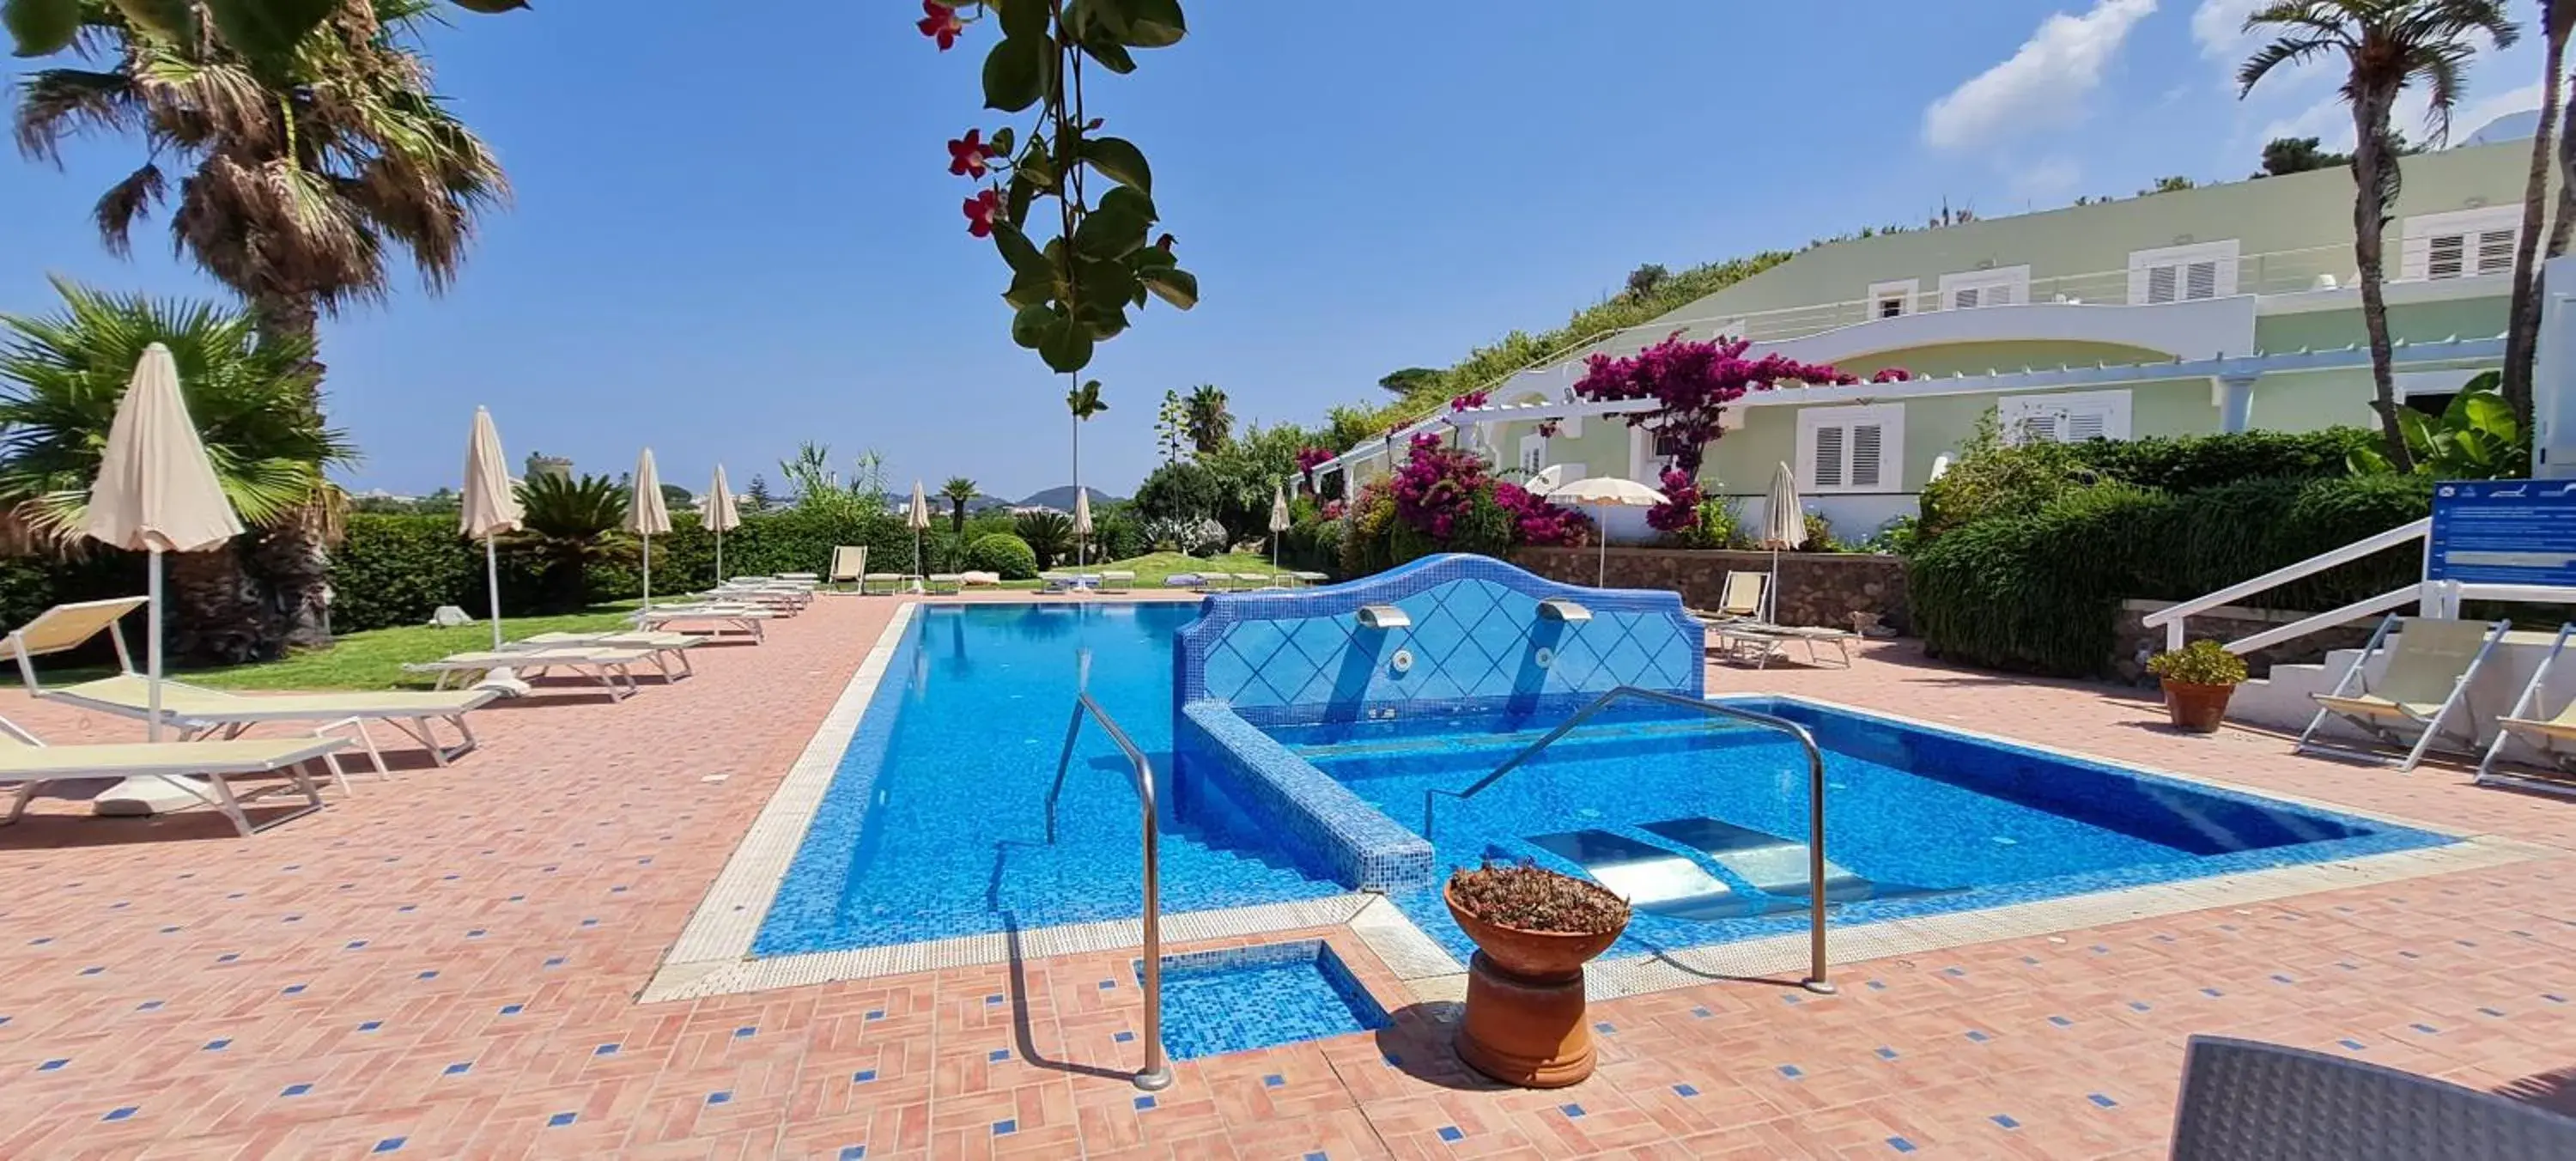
0,717,351,837
1703,621,1856,669
1098,570,1135,593
511,631,702,681
1689,572,1769,623
704,584,808,613
401,647,656,699
2300,614,2510,772
8,599,495,766
926,574,963,594
631,604,773,642
860,572,906,596
827,547,869,593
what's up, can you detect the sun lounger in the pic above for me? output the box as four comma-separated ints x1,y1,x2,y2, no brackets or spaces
1234,573,1275,590
0,717,351,837
1688,571,1770,623
1038,572,1097,593
7,599,495,766
860,572,905,596
512,631,702,681
1290,571,1330,587
956,570,1002,587
828,546,869,593
1098,570,1135,593
2476,623,2576,796
2300,614,2509,772
704,583,807,613
926,574,963,594
630,604,774,642
1704,621,1856,669
774,572,820,584
401,647,656,699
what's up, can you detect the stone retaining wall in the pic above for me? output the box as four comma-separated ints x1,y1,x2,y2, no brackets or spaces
1512,546,1910,634
2111,598,2379,683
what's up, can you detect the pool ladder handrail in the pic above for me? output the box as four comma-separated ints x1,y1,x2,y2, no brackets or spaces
1422,685,1838,994
1043,649,1173,1091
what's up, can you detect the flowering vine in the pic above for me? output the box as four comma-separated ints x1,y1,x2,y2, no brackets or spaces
1535,419,1561,439
1388,433,1584,547
1294,445,1333,488
1448,389,1491,412
920,0,1199,381
1572,333,1903,532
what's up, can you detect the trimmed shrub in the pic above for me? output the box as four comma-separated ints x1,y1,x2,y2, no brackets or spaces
1919,423,2372,538
334,514,487,632
965,533,1039,579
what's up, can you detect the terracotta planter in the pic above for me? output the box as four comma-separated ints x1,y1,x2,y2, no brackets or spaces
1445,882,1629,1088
2161,678,2236,733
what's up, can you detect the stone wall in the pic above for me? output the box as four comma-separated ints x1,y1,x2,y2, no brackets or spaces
1512,547,1910,634
2110,598,2379,683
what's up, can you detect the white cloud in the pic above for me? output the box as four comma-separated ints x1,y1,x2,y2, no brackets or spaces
2190,0,2265,60
1923,0,2160,151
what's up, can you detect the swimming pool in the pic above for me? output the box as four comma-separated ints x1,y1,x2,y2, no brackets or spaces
754,588,2451,964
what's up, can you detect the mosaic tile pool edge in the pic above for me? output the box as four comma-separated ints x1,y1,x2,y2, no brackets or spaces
1177,701,1433,891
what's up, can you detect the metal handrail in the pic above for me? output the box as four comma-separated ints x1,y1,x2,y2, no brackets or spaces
1042,650,1171,1091
1422,685,1837,994
2139,517,2431,653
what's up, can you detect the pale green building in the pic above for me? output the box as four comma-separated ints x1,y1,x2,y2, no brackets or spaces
1319,141,2528,540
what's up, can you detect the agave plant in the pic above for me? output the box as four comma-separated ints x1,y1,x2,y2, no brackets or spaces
0,277,352,661
507,473,633,612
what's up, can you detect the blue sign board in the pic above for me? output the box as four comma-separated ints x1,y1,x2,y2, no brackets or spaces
2426,479,2576,587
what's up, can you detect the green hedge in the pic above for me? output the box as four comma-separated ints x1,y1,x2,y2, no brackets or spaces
965,533,1038,579
1910,474,2432,677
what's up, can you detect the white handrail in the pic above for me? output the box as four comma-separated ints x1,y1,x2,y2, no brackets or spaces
2142,518,2430,651
2222,585,2422,656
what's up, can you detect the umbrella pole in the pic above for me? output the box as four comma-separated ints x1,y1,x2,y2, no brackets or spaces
1596,529,1607,588
485,533,503,650
147,547,163,744
641,533,653,612
714,527,724,587
1770,546,1781,623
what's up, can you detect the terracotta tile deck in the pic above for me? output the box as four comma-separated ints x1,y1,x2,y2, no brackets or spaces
1,599,2571,1158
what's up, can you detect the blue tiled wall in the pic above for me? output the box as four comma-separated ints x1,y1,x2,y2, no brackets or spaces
1171,554,1702,891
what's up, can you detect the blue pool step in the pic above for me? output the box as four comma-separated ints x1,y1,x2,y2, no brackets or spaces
1528,817,1951,921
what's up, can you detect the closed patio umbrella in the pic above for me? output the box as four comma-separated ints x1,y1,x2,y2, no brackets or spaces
1072,488,1094,568
1268,481,1291,569
705,465,741,583
81,343,246,743
459,407,521,650
1546,476,1662,588
628,449,672,611
906,480,932,592
1761,461,1807,623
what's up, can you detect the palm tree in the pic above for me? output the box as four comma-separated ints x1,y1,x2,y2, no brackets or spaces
2507,0,2575,422
14,0,509,648
1014,509,1075,571
2237,0,2518,473
1066,379,1106,564
939,477,979,536
1182,384,1231,456
508,473,632,613
0,277,352,663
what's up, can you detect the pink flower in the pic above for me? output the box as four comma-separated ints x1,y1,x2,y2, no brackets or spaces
1448,389,1491,412
963,189,1001,237
1571,333,1856,520
917,0,963,49
1870,367,1915,383
947,129,999,178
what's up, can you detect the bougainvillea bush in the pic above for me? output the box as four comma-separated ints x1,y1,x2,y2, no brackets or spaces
1327,432,1588,575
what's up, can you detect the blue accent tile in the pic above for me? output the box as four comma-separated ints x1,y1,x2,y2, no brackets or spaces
984,994,1001,1006
2088,1093,2118,1109
1674,1083,1699,1097
2047,1016,2073,1027
1965,1030,1990,1042
594,1044,618,1056
416,971,437,981
103,1106,137,1121
2411,1023,2440,1035
865,1010,884,1021
1558,1103,1584,1118
37,1059,67,1072
2201,988,2224,998
1133,1095,1155,1110
1098,979,1115,990
1303,1153,1326,1161
733,1026,755,1038
345,940,366,950
991,1119,1015,1136
442,1062,471,1076
1691,1006,1712,1018
466,929,485,939
1991,1115,2020,1129
2128,1001,2153,1012
372,1137,404,1153
548,1113,577,1128
1777,1065,1803,1079
1781,994,1801,1005
136,1000,162,1012
1436,1126,1464,1143
216,953,238,963
1113,1030,1135,1043
838,1148,867,1161
1888,1138,1917,1153
1593,1021,1616,1034
2339,1039,2366,1050
544,957,565,969
851,1069,876,1083
358,1021,382,1032
2271,974,2295,984
1943,967,1965,977
1866,980,1886,991
281,1084,311,1097
281,984,306,995
79,966,101,976
204,1039,231,1051
2478,1007,2506,1018
705,1091,731,1106
1874,1047,1899,1060
499,1005,523,1016
987,1049,1009,1062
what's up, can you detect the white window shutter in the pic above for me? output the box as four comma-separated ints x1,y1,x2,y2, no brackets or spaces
2146,265,2177,304
2184,260,2217,300
1850,423,1884,489
2429,234,2466,279
2476,228,2515,275
2065,410,2108,441
1953,286,1980,309
1814,425,1847,489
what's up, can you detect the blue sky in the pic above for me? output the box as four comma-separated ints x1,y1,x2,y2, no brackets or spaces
0,0,2547,501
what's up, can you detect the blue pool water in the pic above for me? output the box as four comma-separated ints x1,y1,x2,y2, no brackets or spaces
1151,941,1391,1061
757,603,2450,963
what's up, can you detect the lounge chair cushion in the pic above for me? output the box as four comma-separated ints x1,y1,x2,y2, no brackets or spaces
2310,691,2446,722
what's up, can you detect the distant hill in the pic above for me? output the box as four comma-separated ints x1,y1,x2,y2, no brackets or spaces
1017,485,1122,510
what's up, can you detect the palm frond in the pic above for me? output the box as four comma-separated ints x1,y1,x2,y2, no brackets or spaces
12,68,137,161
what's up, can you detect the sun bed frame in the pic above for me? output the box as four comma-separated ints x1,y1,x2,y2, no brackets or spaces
827,547,869,593
400,647,654,699
0,717,350,837
9,599,491,766
2298,613,2511,773
1703,621,1856,669
511,631,701,682
630,604,771,642
2475,622,2576,797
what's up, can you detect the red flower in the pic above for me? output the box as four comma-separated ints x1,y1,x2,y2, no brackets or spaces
917,0,963,49
947,129,999,178
963,189,1001,237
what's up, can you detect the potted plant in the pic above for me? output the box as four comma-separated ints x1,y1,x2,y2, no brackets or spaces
2146,640,2249,733
1443,860,1631,1088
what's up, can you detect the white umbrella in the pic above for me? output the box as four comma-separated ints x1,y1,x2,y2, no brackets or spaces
1267,481,1291,569
1526,464,1566,495
1761,461,1807,623
1546,476,1662,588
1072,488,1094,568
628,449,672,611
906,480,932,592
459,407,521,650
81,343,245,742
705,465,742,584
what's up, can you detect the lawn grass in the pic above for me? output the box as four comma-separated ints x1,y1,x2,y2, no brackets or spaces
177,605,641,691
990,550,1292,590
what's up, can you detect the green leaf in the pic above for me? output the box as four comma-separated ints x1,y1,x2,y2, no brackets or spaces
1005,173,1039,229
988,125,1016,158
1076,254,1141,309
1141,266,1198,310
1003,264,1056,310
5,0,82,58
1072,196,1151,260
981,33,1052,113
109,0,196,40
992,222,1048,280
1084,137,1151,193
1039,315,1095,373
1069,0,1128,40
447,0,532,12
1119,0,1185,47
994,0,1047,40
1077,295,1131,341
202,0,336,59
1011,303,1060,350
1013,141,1055,191
1079,36,1136,73
2458,391,2516,441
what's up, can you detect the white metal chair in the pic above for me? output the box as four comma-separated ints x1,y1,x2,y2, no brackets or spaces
2476,623,2576,796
